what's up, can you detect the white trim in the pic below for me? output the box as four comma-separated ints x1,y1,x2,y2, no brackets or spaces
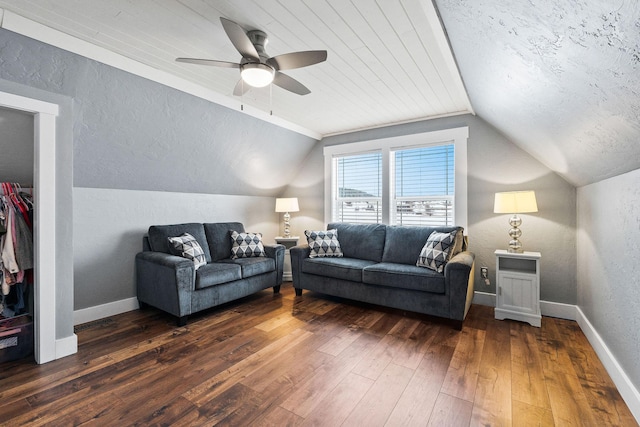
0,90,71,363
74,297,140,326
0,90,58,115
0,9,321,141
34,111,58,364
576,307,640,422
322,111,472,138
473,291,496,307
473,291,576,320
323,127,469,227
540,300,576,321
56,334,78,359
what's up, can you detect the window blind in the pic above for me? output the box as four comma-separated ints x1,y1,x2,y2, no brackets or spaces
334,152,382,223
393,144,454,226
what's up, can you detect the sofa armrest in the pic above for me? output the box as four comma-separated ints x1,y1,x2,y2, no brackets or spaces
290,244,311,289
264,244,285,285
135,251,196,318
444,251,475,321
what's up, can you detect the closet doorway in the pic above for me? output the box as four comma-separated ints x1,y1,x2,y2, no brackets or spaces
0,91,62,364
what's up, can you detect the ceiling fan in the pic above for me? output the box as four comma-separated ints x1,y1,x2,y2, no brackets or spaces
176,17,327,96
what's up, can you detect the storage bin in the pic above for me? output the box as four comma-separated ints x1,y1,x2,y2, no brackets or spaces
0,314,33,363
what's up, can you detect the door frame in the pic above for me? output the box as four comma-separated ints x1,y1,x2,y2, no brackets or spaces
0,90,59,363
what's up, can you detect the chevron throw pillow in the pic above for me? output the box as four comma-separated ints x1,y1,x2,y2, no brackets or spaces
230,231,266,259
305,229,343,258
167,232,207,270
417,229,458,273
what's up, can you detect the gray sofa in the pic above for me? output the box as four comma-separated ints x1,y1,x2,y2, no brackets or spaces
136,222,284,325
291,223,475,328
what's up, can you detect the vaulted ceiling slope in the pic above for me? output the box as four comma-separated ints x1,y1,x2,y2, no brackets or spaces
435,0,640,187
0,0,473,137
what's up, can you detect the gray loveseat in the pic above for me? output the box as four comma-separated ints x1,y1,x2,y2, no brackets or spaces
136,222,284,325
291,223,475,328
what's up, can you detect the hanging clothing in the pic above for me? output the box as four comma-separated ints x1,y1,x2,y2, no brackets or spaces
0,183,34,317
2,205,19,274
14,211,33,271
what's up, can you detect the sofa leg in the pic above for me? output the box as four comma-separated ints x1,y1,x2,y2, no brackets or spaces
273,285,281,294
295,288,302,296
453,320,463,331
177,316,188,327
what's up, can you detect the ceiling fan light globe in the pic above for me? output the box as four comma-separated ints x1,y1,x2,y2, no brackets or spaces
240,63,275,87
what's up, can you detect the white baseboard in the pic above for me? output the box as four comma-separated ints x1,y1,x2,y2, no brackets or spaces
473,291,576,320
540,300,577,320
576,307,640,422
55,334,78,359
473,291,495,307
74,297,139,326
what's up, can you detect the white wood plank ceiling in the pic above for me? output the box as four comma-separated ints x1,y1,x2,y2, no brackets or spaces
0,0,473,137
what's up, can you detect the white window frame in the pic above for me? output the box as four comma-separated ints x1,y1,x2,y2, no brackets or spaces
324,127,468,229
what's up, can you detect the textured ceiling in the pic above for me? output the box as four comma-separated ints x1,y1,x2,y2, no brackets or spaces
436,0,640,187
0,0,473,137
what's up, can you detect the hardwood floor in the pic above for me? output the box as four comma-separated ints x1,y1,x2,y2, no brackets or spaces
0,283,636,426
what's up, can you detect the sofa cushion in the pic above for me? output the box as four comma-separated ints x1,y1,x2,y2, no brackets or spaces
417,230,459,273
167,232,207,270
327,223,386,262
203,222,245,261
382,225,461,265
221,257,275,278
148,223,212,263
305,229,343,258
362,262,445,293
302,257,376,282
195,262,242,290
230,231,266,259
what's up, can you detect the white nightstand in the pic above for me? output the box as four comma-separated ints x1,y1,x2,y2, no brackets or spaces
275,236,299,281
494,250,541,327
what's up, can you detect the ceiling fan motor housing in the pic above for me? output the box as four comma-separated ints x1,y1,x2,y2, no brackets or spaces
247,30,270,62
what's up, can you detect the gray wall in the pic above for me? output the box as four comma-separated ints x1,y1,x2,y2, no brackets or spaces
321,114,577,304
278,141,325,238
577,168,640,390
0,28,318,312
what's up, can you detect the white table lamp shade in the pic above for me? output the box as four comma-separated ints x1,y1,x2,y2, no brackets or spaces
275,198,299,213
494,191,538,214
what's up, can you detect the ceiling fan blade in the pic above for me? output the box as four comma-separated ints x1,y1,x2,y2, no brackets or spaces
220,17,260,61
233,79,252,96
267,50,327,70
273,72,311,95
176,58,240,68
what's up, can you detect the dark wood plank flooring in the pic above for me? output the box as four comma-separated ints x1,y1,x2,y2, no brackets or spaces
0,283,636,426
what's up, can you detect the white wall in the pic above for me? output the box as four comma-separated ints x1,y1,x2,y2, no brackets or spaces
577,167,640,389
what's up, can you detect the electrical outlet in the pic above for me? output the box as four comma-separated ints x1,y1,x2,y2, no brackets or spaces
480,267,489,279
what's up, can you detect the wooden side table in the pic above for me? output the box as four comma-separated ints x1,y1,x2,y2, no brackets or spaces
275,236,299,281
494,249,541,327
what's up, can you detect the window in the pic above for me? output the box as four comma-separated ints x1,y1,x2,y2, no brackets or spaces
324,127,468,228
334,152,382,223
392,144,454,226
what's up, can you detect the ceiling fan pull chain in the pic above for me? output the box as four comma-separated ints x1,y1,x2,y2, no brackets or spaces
270,83,273,116
241,79,244,111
